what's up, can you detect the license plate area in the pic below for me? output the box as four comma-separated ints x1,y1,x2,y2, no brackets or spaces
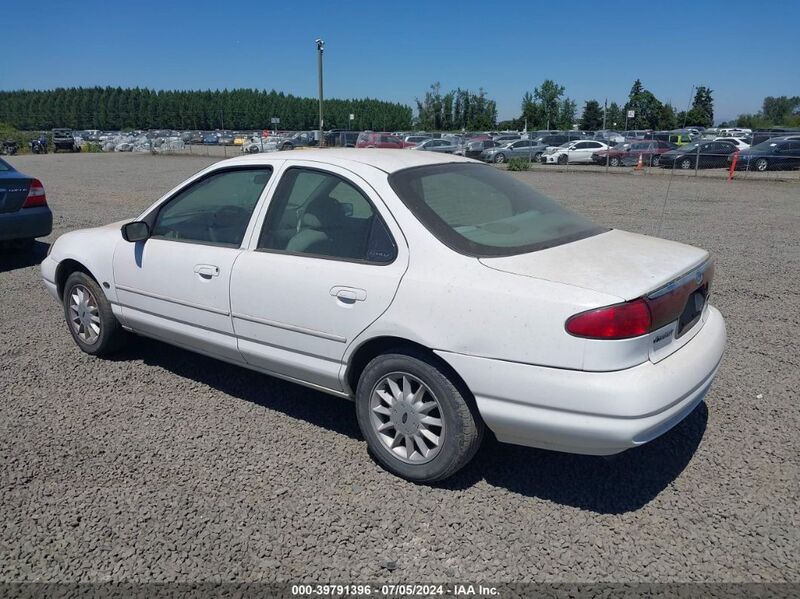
676,286,707,337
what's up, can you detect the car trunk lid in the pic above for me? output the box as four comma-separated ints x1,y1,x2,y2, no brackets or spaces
479,229,708,301
479,229,713,364
0,175,32,213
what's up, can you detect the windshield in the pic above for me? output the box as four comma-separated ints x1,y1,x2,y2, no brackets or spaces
388,163,605,257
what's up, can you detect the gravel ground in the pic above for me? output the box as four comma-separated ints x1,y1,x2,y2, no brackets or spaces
1,152,798,584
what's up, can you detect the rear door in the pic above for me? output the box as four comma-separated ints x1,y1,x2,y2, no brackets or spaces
230,162,408,391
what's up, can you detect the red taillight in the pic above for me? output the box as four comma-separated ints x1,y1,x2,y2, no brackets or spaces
566,299,652,340
22,179,47,208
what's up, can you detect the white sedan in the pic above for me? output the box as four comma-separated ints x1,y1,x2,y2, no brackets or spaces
41,150,726,482
542,140,610,164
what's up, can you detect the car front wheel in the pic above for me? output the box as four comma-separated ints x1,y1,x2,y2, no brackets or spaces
755,158,769,172
355,350,483,482
652,154,661,167
63,272,127,356
493,153,506,163
680,158,693,170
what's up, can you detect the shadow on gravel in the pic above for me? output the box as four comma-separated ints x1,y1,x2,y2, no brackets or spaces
112,337,706,513
0,241,50,273
438,403,708,514
112,337,362,440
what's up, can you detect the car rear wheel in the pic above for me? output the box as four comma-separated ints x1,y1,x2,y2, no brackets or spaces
755,158,769,172
534,152,543,161
355,350,483,482
62,272,127,356
652,154,661,167
493,153,506,163
680,158,693,170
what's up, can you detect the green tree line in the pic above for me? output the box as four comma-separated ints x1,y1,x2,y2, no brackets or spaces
504,78,715,132
0,87,413,131
415,82,498,130
727,96,800,129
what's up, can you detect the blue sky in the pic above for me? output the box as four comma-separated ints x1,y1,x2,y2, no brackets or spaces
2,0,798,123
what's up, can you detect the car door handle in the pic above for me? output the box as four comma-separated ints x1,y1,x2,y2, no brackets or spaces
330,286,367,303
194,264,220,279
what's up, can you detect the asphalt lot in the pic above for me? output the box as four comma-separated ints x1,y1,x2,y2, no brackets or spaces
1,152,798,583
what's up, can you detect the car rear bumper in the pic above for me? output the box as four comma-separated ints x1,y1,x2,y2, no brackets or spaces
437,305,726,455
0,206,53,241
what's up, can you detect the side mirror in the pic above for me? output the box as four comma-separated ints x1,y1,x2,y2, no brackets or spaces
121,221,150,242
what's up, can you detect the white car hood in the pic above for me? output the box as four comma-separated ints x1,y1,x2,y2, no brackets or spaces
479,229,709,300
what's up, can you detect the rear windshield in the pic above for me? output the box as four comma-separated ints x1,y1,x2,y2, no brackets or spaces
388,163,605,257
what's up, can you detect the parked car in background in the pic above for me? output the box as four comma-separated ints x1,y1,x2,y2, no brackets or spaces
203,133,220,145
492,134,521,144
456,138,497,159
541,140,610,164
750,129,800,146
658,141,737,169
326,131,360,148
732,139,800,171
52,129,80,153
411,138,459,153
0,158,52,248
593,130,626,144
356,132,404,149
217,133,235,146
592,140,675,167
480,139,541,163
402,135,431,148
645,132,693,146
714,137,750,151
280,131,317,151
41,149,726,482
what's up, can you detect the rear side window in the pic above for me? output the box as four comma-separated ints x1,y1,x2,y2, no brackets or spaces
388,163,604,257
258,168,396,263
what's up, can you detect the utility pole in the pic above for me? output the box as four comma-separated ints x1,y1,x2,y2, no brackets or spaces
602,98,607,130
316,39,325,147
683,85,695,128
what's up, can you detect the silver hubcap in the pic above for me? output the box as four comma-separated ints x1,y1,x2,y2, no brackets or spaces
681,159,691,169
370,372,444,464
69,284,101,344
756,159,767,171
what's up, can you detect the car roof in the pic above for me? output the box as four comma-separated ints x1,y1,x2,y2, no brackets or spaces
218,148,478,174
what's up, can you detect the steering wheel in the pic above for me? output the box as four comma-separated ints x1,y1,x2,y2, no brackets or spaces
207,205,249,243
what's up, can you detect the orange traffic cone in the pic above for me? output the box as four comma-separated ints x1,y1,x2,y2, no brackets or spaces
635,154,644,170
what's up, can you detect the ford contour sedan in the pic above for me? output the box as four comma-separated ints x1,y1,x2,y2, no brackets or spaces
42,150,726,482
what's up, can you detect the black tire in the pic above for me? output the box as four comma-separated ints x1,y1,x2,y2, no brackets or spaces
651,154,661,167
355,350,484,482
533,152,543,161
609,156,621,167
755,158,769,172
494,153,506,164
281,143,294,151
680,158,693,170
557,154,568,165
62,271,127,356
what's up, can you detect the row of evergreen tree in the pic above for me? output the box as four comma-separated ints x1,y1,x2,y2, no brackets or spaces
0,87,413,131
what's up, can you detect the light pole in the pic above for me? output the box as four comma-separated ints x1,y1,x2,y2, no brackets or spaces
316,38,325,147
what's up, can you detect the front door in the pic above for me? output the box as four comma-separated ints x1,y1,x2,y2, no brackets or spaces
230,163,407,391
113,166,272,362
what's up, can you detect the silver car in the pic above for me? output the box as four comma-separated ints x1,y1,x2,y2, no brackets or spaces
411,139,459,153
480,140,540,163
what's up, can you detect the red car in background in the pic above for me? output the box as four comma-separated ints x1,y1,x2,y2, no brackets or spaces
356,132,404,149
592,139,676,167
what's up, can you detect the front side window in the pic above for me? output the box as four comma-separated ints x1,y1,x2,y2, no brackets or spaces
151,168,271,247
259,168,396,263
388,163,605,257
